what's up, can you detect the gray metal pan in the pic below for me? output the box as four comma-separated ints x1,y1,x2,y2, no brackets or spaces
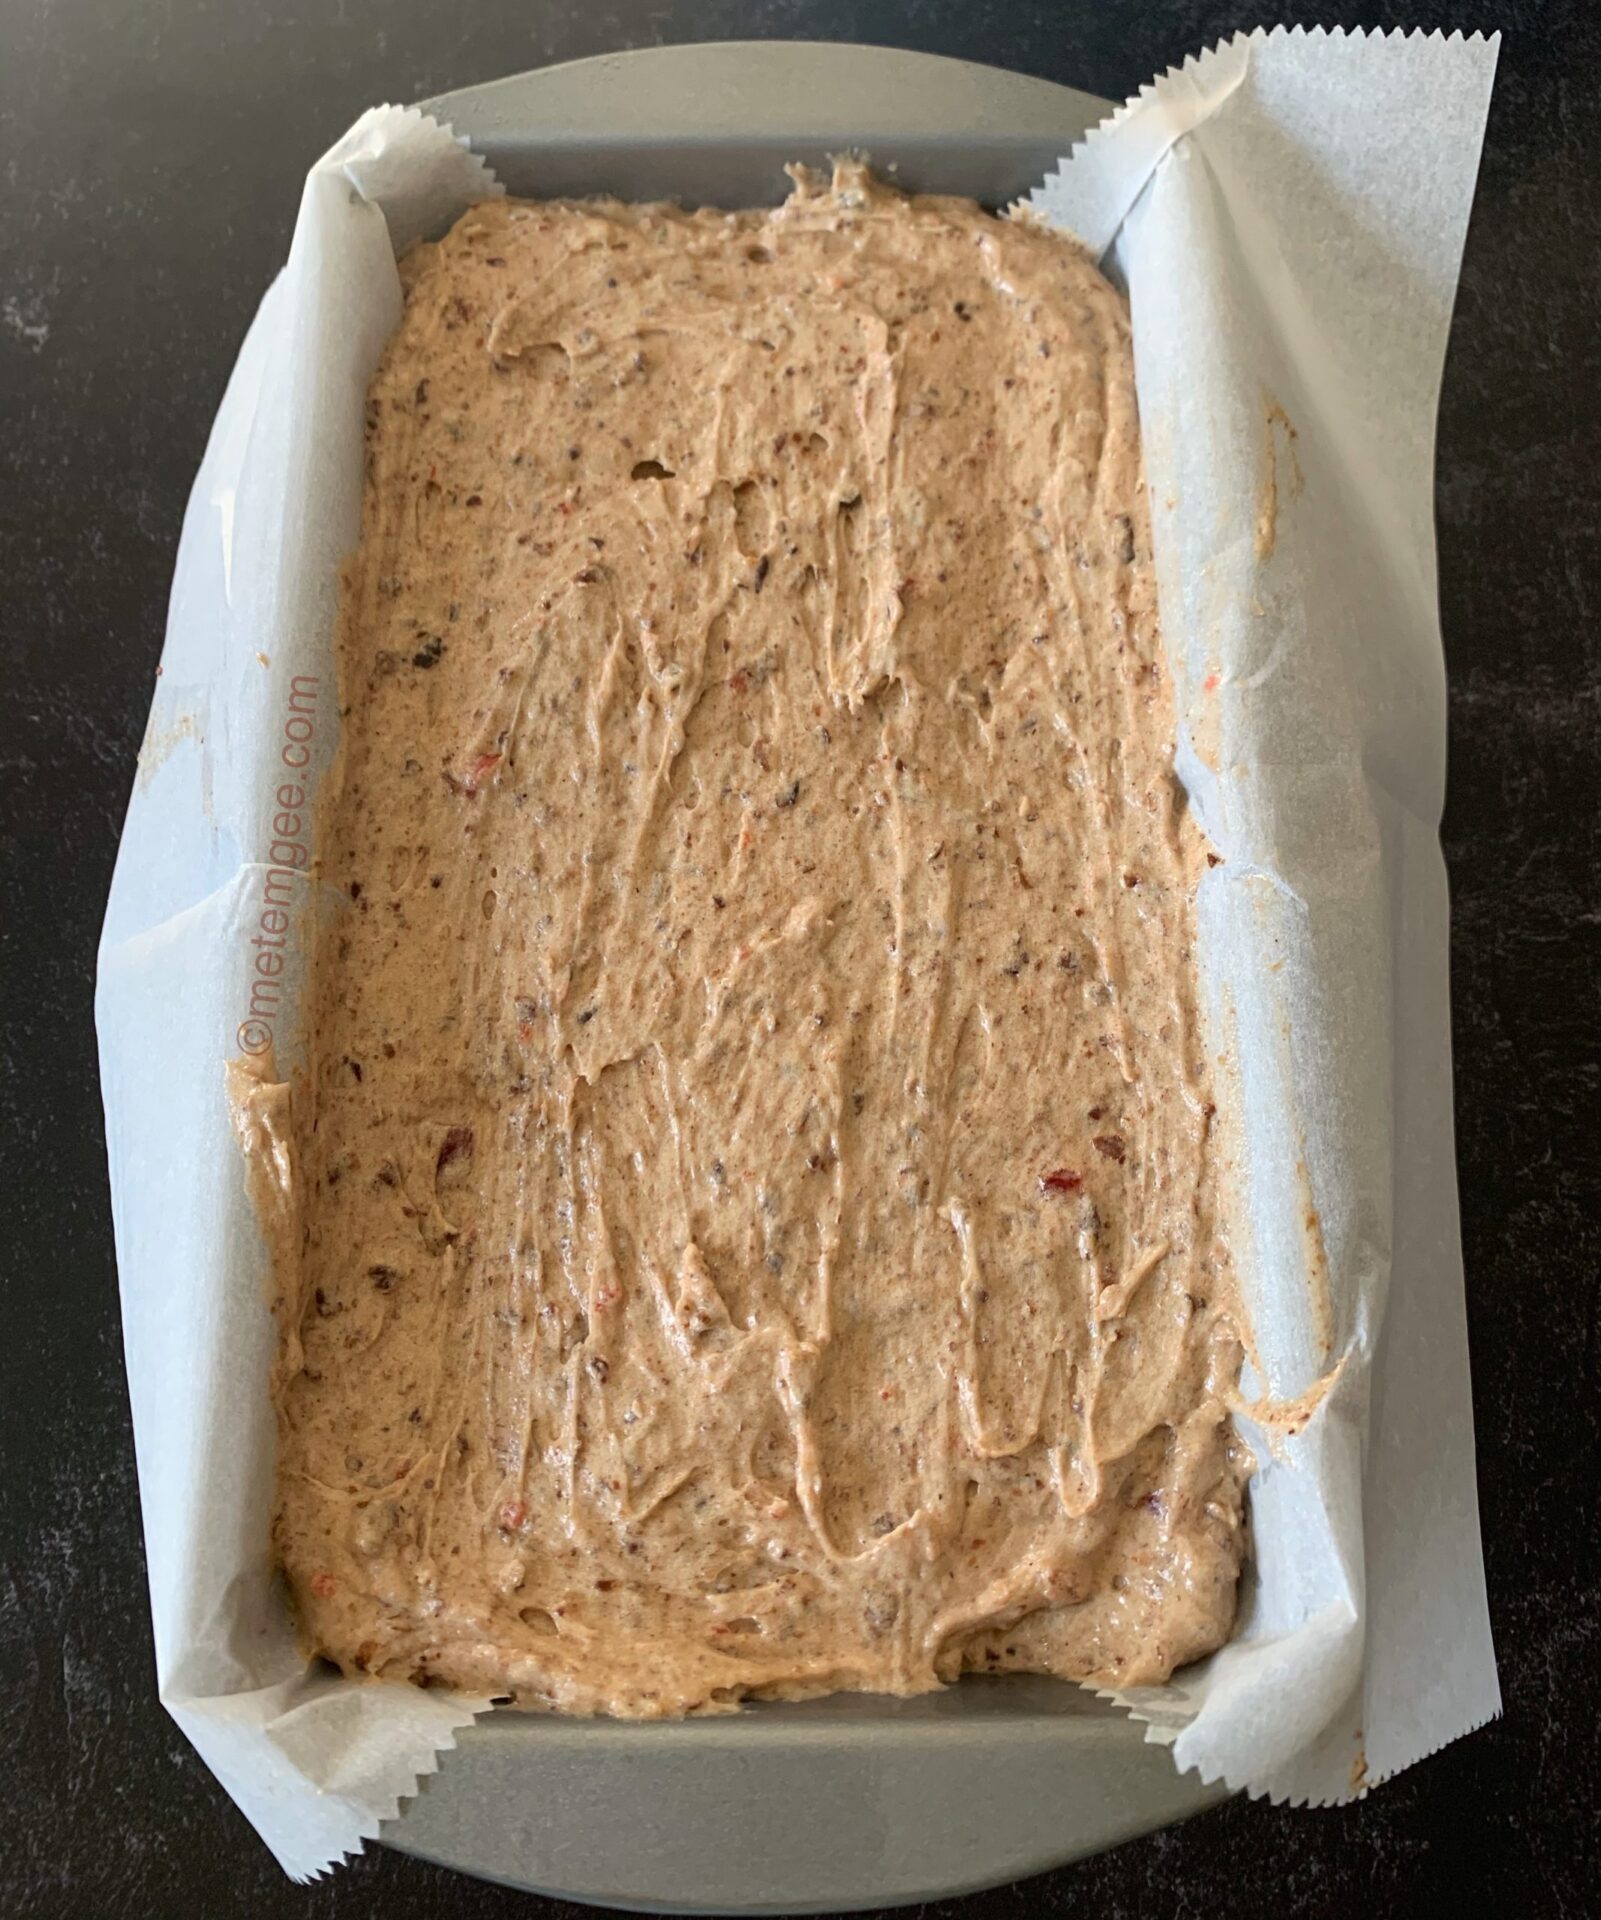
384,41,1227,1914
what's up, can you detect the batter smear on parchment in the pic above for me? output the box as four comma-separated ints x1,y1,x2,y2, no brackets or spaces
247,162,1249,1715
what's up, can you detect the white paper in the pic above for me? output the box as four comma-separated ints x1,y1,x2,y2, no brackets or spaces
1030,24,1501,1802
96,105,501,1881
97,28,1500,1880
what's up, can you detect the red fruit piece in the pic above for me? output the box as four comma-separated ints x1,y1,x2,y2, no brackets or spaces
444,751,503,794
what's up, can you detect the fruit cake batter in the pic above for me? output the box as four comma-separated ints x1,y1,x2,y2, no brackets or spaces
238,162,1248,1715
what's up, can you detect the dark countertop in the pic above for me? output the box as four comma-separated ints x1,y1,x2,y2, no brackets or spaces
3,2,1597,1915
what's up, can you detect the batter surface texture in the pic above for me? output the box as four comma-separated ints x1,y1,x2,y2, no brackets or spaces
259,163,1247,1715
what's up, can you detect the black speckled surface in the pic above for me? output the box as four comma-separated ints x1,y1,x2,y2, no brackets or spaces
3,1,1597,1915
